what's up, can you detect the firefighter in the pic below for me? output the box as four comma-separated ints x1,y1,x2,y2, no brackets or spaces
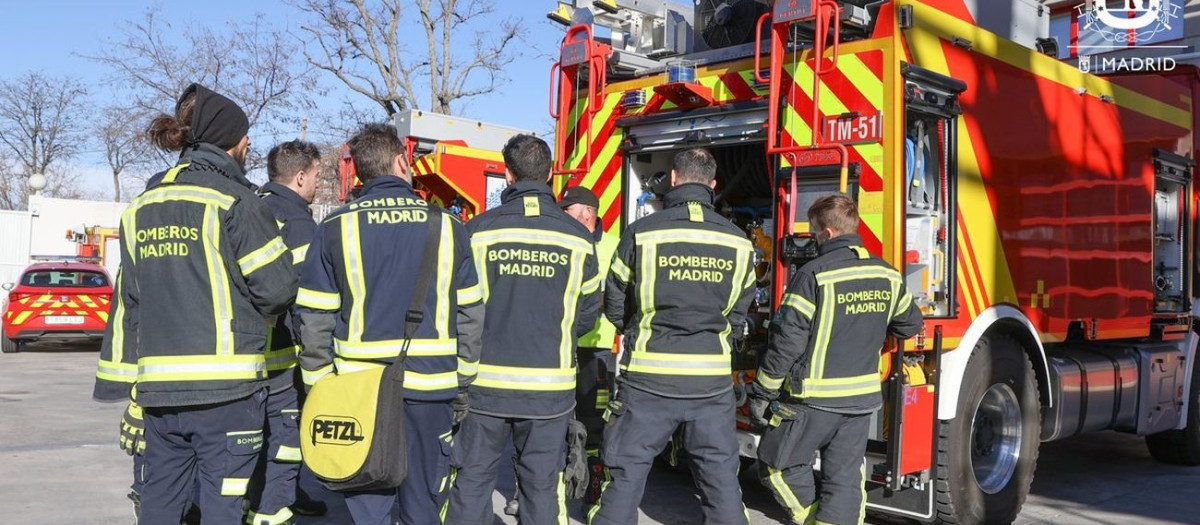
749,195,923,525
248,140,328,524
590,148,755,525
559,185,619,506
296,123,484,525
443,134,600,525
94,83,297,523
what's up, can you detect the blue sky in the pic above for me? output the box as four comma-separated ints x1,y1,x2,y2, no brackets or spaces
0,0,567,196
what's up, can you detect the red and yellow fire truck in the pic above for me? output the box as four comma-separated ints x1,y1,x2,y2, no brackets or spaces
339,109,532,215
542,0,1200,523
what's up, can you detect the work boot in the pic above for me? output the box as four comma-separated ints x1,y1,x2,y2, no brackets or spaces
289,488,327,517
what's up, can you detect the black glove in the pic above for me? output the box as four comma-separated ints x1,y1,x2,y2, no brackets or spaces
120,400,145,456
452,389,470,425
745,380,777,429
748,396,771,429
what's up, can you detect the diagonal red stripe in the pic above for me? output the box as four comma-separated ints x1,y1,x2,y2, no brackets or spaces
719,71,759,101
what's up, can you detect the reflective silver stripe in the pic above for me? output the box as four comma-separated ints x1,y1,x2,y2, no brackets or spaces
342,213,366,341
457,284,483,305
302,363,333,386
264,345,299,371
558,249,585,368
296,288,340,310
610,257,632,282
436,214,453,338
97,360,138,382
203,205,234,355
334,338,457,358
134,186,235,210
458,358,479,376
755,370,784,390
331,358,457,391
801,374,880,398
290,243,310,265
626,353,730,376
780,293,816,319
138,357,264,381
221,477,250,496
275,445,302,463
474,364,576,391
238,237,287,276
471,228,593,252
636,229,751,251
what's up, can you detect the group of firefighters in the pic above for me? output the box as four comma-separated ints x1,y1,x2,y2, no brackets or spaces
94,84,922,525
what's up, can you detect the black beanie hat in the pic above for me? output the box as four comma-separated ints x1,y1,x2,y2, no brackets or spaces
179,84,250,150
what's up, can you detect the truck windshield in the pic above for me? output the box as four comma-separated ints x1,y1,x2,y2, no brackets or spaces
21,270,109,288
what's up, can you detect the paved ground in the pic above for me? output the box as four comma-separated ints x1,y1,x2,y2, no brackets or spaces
2,345,1198,524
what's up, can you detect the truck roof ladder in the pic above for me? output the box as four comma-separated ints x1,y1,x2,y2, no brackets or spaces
550,24,612,181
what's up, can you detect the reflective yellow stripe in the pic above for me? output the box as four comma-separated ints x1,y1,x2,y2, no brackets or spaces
610,257,632,282
457,284,482,305
801,373,880,398
892,292,913,320
342,213,366,341
850,246,870,259
718,245,753,355
221,477,250,496
109,273,127,368
687,202,704,222
766,466,812,523
780,293,816,320
814,266,902,285
557,471,568,525
559,249,585,368
160,163,190,184
595,388,610,410
248,507,295,525
471,228,594,253
138,354,265,382
436,214,453,338
625,351,730,376
332,359,458,391
755,370,784,390
458,358,479,377
474,364,576,391
264,345,299,372
808,283,837,381
203,205,234,355
472,243,491,302
634,242,657,354
133,186,235,210
238,237,287,276
97,359,138,383
635,229,751,251
334,338,457,359
290,243,310,265
296,288,340,310
302,363,334,386
581,271,602,295
274,445,302,463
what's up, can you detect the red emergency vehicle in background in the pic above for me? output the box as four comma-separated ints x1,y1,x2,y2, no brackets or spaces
2,261,113,353
540,0,1199,523
339,109,532,213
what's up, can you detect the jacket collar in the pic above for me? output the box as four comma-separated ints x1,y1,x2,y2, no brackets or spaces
360,175,417,196
818,233,864,256
663,183,715,209
180,143,255,191
259,181,311,212
500,180,556,204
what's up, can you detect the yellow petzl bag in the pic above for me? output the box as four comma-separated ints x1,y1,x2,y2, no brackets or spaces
301,364,407,491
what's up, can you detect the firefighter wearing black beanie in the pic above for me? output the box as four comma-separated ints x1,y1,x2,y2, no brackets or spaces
98,83,298,524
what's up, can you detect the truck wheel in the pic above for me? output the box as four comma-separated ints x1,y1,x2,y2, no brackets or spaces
1145,356,1200,465
935,334,1040,525
1,335,19,354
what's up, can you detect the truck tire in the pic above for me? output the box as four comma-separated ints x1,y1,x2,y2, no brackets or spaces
935,334,1040,525
1,335,18,354
1145,357,1200,465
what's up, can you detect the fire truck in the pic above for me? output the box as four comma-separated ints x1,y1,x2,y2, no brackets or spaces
542,0,1200,523
338,109,532,215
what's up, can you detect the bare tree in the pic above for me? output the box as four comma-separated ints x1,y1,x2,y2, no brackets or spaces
0,72,89,209
96,106,156,202
88,8,318,169
294,0,524,117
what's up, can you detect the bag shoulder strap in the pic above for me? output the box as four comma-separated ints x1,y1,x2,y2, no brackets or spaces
401,203,444,357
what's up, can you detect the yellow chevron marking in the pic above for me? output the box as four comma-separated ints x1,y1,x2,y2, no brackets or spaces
837,53,884,108
98,311,109,322
13,311,31,325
